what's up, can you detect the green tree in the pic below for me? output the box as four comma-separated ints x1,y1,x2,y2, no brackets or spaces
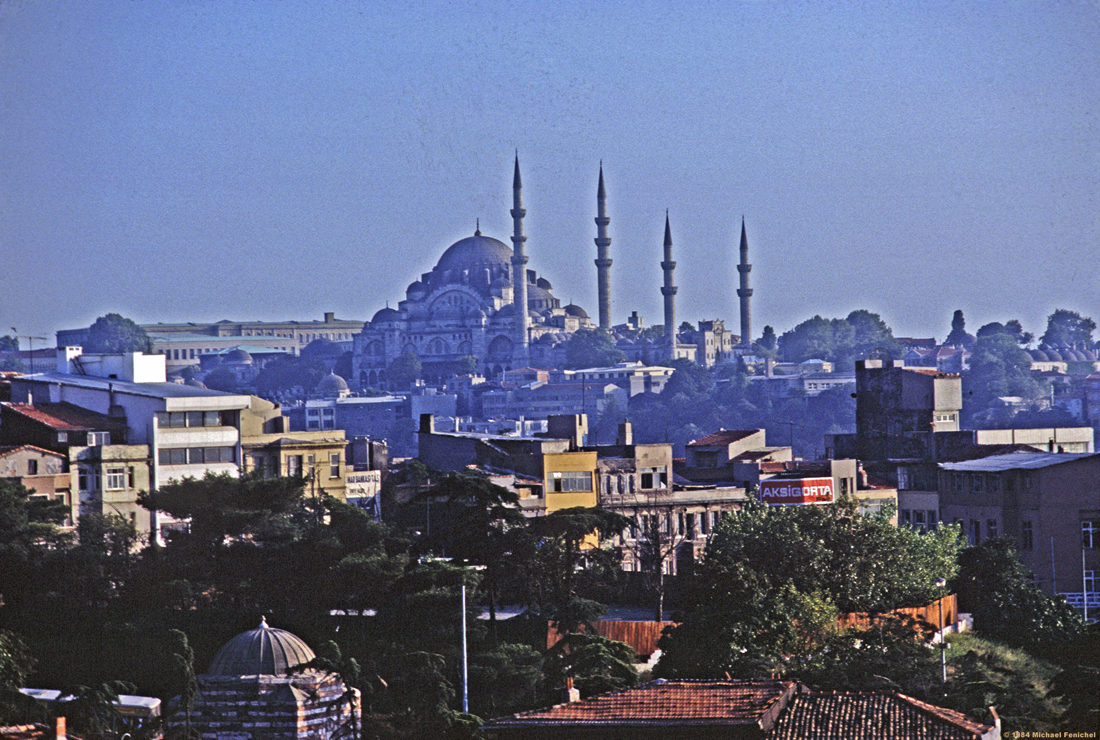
0,630,35,723
253,357,327,395
0,336,17,352
415,472,525,628
952,537,1085,647
201,366,238,391
165,630,198,740
963,332,1045,424
541,633,638,699
945,309,973,348
387,352,422,389
84,313,150,353
563,329,625,369
1041,309,1096,348
655,499,961,679
753,325,778,356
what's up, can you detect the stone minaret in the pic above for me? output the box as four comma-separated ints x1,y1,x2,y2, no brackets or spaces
594,163,612,331
510,154,530,363
736,216,753,347
661,212,678,360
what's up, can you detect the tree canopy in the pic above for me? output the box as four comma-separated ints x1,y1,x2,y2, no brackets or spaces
656,498,961,679
777,310,901,367
84,313,150,354
1040,309,1095,348
563,329,625,369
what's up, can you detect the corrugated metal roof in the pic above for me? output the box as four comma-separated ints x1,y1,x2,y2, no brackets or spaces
939,450,1097,472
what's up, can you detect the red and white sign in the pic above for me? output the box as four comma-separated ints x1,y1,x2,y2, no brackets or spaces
760,477,834,505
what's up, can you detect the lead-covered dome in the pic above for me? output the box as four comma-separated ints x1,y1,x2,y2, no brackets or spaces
435,231,513,273
206,618,316,677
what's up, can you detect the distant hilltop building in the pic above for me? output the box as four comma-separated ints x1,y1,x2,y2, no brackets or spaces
351,157,758,389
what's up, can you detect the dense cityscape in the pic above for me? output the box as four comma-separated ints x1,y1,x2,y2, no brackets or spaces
3,2,1099,739
1,167,1098,737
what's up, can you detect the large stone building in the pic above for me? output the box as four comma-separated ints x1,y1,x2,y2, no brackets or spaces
352,159,758,390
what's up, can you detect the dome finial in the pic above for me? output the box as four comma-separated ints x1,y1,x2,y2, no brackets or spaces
475,218,481,236
260,615,268,628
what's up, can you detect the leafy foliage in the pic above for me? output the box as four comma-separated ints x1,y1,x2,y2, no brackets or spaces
84,313,150,354
945,309,973,348
541,633,638,699
1040,308,1095,347
387,351,422,389
656,499,961,679
778,310,901,367
563,328,625,369
953,537,1085,647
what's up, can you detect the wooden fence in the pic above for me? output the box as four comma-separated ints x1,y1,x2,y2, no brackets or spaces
547,620,677,658
546,595,957,660
836,594,957,633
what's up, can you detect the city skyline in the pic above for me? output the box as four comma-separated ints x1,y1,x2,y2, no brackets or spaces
2,1,1098,344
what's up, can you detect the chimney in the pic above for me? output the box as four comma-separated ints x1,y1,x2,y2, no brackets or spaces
564,677,581,703
617,421,633,446
54,717,66,740
419,413,435,435
324,312,335,323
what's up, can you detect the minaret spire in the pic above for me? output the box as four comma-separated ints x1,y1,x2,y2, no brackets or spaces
661,211,678,360
736,216,753,348
594,162,613,331
510,153,530,363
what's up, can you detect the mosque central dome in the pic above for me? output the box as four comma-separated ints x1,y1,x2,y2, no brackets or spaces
434,231,513,273
205,617,317,676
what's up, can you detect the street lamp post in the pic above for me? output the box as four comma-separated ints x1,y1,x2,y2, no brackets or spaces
935,578,948,687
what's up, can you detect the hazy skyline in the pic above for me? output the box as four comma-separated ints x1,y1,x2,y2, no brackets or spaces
2,1,1098,346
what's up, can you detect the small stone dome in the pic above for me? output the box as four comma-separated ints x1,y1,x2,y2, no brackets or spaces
536,277,553,291
318,372,350,394
225,349,253,364
1030,349,1049,362
1082,350,1097,362
372,306,401,324
206,617,316,677
564,304,589,319
1046,349,1064,362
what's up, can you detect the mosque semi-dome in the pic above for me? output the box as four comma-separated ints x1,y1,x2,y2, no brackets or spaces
434,231,513,273
206,617,316,677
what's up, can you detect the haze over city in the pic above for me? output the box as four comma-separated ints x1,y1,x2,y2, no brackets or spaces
2,0,1098,342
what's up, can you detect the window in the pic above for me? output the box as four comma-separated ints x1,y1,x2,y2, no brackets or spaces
551,471,592,492
987,519,998,539
1022,472,1033,490
329,453,340,479
971,475,983,493
701,512,710,535
56,432,68,444
988,476,1000,494
954,473,964,492
307,455,315,479
639,466,667,490
26,459,38,476
677,513,685,536
927,510,938,529
1083,521,1098,549
969,519,980,545
913,510,926,531
900,509,911,525
686,513,696,539
128,467,135,487
1004,475,1015,493
87,431,111,446
1021,521,1034,550
287,455,303,477
105,467,126,490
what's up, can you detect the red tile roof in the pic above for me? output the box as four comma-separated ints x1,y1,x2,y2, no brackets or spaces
771,691,993,739
484,679,797,730
483,682,996,739
688,430,761,447
0,445,65,460
3,402,116,431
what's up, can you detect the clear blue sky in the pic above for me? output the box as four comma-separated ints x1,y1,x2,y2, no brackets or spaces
2,0,1098,345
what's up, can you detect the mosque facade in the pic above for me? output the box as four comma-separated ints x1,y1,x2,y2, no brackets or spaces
351,158,753,390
